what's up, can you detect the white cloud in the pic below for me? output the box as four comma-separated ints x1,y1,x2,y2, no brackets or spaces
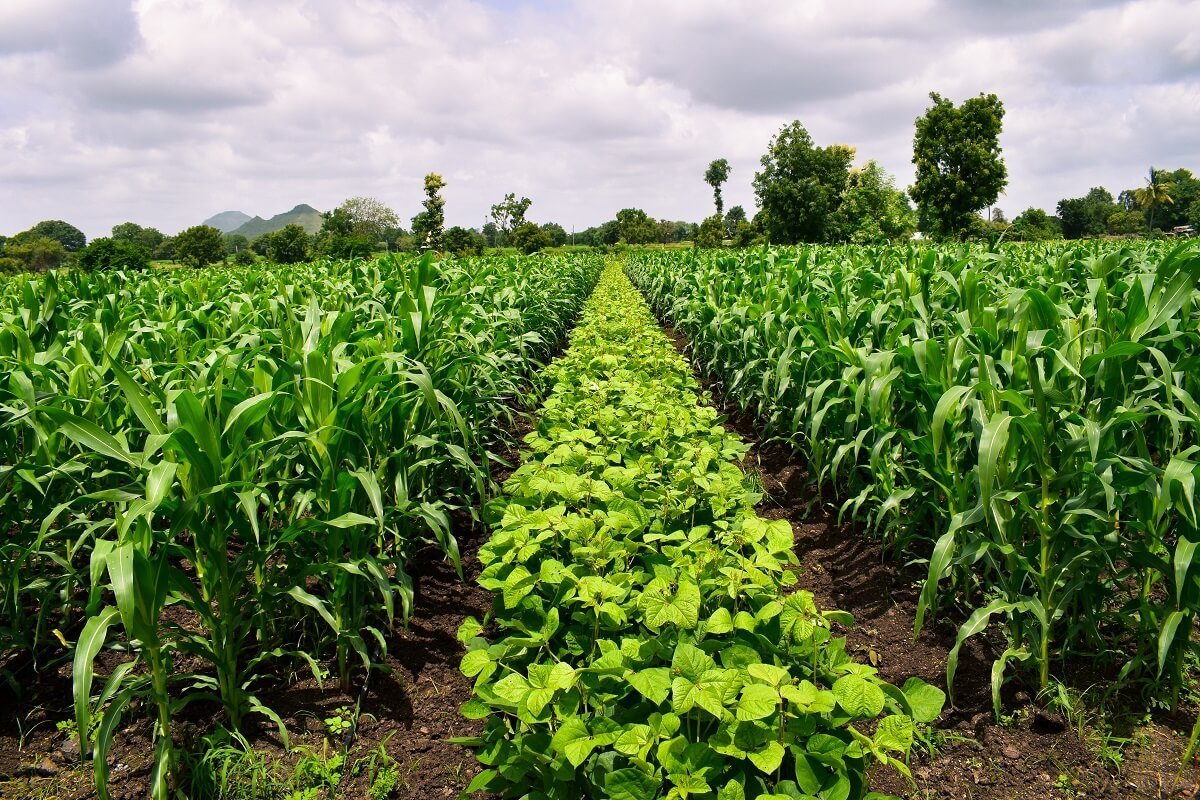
0,0,1197,238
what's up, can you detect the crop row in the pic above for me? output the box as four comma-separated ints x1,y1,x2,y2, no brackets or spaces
460,262,942,800
0,252,602,797
626,241,1200,713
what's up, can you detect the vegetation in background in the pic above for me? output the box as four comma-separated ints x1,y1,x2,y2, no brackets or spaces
411,173,447,251
77,237,152,271
705,157,731,216
173,224,227,267
910,92,1007,239
753,121,855,244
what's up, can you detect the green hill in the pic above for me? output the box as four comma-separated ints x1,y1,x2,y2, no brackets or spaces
202,210,252,233
230,204,324,239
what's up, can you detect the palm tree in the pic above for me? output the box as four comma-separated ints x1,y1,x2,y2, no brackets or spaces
1134,167,1175,232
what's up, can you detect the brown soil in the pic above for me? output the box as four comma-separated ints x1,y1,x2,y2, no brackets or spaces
658,322,1200,800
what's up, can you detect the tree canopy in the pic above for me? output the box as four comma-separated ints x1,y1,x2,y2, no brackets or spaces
910,92,1007,239
704,159,731,216
411,173,447,251
174,225,226,268
752,121,854,244
827,160,916,243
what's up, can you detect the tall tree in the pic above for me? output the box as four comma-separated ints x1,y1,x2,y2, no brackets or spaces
411,173,447,251
1135,167,1175,231
173,225,226,268
910,92,1007,239
614,208,658,244
752,121,854,244
704,159,731,216
338,196,400,241
827,161,917,243
267,224,310,264
489,193,533,246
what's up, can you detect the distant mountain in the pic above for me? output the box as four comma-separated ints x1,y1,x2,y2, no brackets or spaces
203,210,252,233
230,204,325,239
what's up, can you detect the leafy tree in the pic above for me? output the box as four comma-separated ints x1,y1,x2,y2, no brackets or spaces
614,208,658,245
249,234,271,256
1134,167,1175,231
222,233,250,255
540,222,568,247
443,226,486,256
338,196,400,241
723,205,746,237
732,219,762,247
490,193,533,246
232,249,256,266
112,222,166,253
153,237,176,261
26,220,86,252
1158,168,1200,229
316,207,373,257
704,158,731,216
827,161,917,243
267,224,310,264
173,225,226,268
481,221,499,248
411,173,447,251
3,236,66,271
511,222,553,253
1010,208,1063,241
78,237,151,271
695,215,725,248
752,121,854,244
1057,188,1118,239
910,92,1007,239
1106,210,1146,236
1189,200,1200,228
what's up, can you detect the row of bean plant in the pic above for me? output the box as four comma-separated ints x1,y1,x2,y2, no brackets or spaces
626,241,1200,713
0,252,602,797
460,263,943,800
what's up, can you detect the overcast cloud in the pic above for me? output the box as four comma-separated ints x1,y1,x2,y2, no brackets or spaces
1,0,1198,238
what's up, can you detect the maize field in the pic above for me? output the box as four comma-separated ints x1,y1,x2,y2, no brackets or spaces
627,241,1200,715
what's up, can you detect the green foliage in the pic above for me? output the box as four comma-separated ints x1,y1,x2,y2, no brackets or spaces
705,158,731,216
338,197,400,241
827,161,916,244
462,264,939,799
1010,208,1063,241
753,121,854,244
232,249,256,267
1,235,67,272
541,222,569,247
627,240,1200,715
490,193,533,246
0,252,603,798
1058,188,1119,239
911,92,1007,239
724,206,747,237
26,219,87,252
443,226,486,256
695,215,725,248
1106,209,1146,236
1135,167,1176,232
614,208,658,245
174,225,227,268
411,173,447,251
511,221,553,254
112,222,167,253
267,224,310,264
78,238,152,272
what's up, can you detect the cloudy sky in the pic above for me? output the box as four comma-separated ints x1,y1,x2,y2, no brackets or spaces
2,0,1198,239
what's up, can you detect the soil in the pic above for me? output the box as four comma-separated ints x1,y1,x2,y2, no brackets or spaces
658,322,1200,800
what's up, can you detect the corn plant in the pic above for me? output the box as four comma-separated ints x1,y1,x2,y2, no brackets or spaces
0,251,601,798
627,240,1200,712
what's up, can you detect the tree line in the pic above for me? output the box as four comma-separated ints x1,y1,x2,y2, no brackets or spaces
4,90,1195,273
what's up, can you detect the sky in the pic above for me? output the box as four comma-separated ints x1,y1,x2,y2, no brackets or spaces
1,0,1199,239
